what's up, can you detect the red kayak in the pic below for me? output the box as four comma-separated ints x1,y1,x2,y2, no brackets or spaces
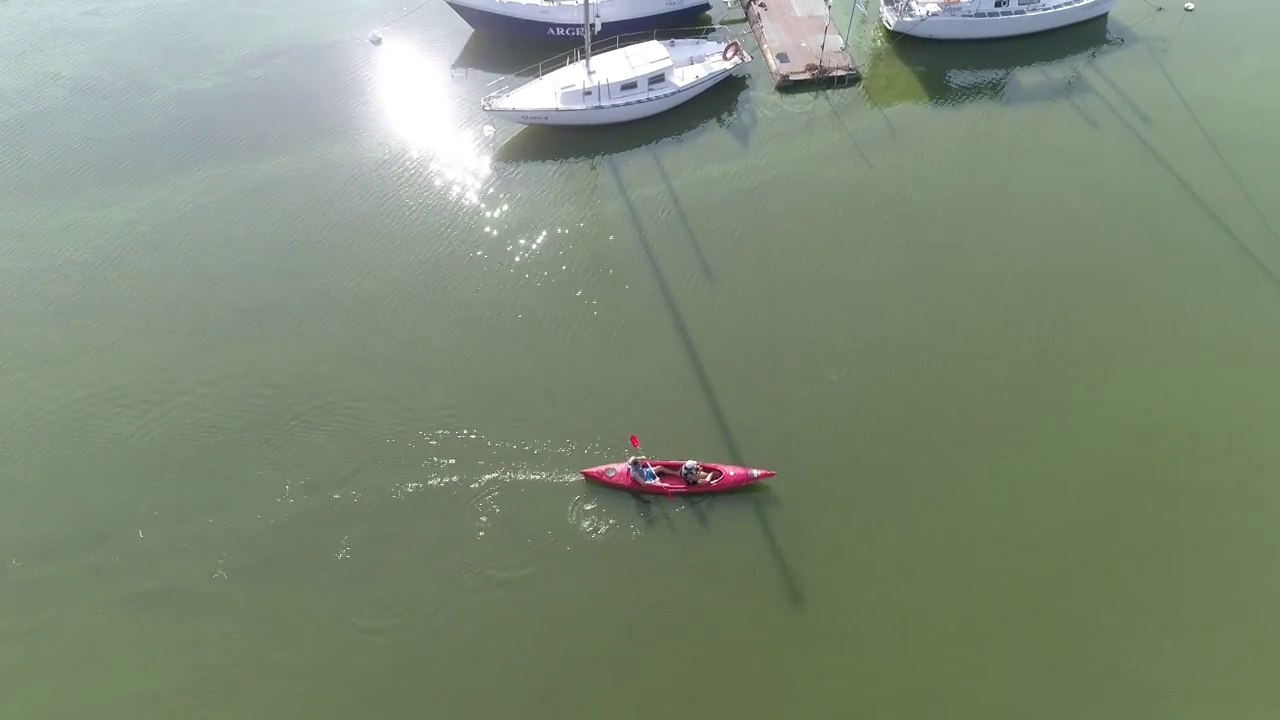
580,460,777,495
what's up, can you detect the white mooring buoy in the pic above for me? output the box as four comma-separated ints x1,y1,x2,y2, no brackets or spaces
369,29,384,45
1184,2,1194,10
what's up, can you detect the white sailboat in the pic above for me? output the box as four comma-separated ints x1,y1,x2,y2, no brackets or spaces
480,4,751,127
880,0,1116,40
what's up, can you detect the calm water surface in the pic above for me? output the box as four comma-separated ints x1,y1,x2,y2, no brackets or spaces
3,0,1280,717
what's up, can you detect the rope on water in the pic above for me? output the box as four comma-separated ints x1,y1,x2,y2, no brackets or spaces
1165,7,1190,51
369,0,433,44
1055,4,1164,97
389,0,433,24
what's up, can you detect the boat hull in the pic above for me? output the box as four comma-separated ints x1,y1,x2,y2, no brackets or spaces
880,0,1115,40
483,67,736,126
445,0,712,39
581,460,777,495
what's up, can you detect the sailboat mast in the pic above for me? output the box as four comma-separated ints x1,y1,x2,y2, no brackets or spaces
583,0,592,73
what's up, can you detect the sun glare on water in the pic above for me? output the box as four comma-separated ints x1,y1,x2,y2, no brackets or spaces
373,36,492,205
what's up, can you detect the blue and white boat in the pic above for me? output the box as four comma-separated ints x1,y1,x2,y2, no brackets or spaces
444,0,712,40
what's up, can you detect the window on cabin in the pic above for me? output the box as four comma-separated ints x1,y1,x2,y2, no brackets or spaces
647,73,666,86
583,89,593,96
620,81,638,92
1016,0,1038,5
993,0,1008,6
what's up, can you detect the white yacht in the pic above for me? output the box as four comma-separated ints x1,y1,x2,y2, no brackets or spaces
481,34,751,126
880,0,1117,40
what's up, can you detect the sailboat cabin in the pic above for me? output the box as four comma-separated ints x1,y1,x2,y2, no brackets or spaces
554,40,691,108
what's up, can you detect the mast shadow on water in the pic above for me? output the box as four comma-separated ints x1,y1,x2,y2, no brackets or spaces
602,153,805,609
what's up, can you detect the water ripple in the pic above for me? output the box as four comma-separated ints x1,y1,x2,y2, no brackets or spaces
337,586,417,640
566,494,622,540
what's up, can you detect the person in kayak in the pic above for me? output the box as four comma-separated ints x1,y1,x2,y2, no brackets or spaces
627,456,677,484
679,460,714,485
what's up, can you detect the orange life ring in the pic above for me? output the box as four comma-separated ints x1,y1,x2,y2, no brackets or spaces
722,40,742,62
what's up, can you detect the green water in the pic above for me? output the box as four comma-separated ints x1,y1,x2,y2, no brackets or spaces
4,0,1280,716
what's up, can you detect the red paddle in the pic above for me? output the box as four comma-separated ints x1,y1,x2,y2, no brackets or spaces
630,435,675,502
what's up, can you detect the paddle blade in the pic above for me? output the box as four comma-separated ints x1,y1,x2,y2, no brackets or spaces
629,435,640,449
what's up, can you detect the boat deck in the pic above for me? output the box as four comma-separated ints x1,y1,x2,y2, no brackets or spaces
739,0,861,89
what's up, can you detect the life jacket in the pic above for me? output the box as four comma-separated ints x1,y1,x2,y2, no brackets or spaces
680,461,698,482
629,463,653,483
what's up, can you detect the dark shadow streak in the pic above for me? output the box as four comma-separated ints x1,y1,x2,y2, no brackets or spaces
1089,65,1152,126
632,492,661,528
648,152,715,282
821,89,874,168
606,157,739,458
722,82,757,151
683,494,712,527
589,486,680,535
604,157,806,608
1042,67,1098,128
877,106,902,145
1143,45,1280,245
1082,75,1280,294
1164,12,1190,51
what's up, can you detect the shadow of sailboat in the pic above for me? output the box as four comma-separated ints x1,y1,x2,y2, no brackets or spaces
452,32,578,78
861,16,1128,108
489,75,752,163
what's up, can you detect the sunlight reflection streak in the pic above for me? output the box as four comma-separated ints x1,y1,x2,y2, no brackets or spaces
373,38,492,205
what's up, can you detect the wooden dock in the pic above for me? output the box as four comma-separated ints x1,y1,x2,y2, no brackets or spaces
738,0,861,89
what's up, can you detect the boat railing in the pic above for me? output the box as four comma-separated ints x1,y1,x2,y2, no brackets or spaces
483,25,735,94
